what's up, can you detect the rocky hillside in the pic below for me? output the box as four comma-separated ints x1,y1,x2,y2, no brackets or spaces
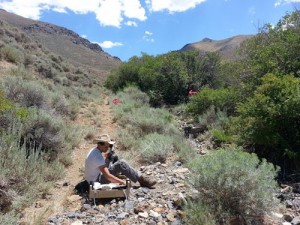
0,9,121,78
180,35,253,61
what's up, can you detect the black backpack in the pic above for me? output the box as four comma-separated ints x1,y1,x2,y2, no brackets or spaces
74,180,89,195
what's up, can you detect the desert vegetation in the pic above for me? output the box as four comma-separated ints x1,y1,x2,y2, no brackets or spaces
105,11,300,224
185,149,279,224
0,20,107,223
1,9,300,225
110,86,194,166
106,10,300,176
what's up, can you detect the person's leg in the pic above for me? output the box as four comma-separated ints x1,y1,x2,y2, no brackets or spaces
108,159,139,182
99,159,156,188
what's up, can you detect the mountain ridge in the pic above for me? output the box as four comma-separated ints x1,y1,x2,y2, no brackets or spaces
180,34,253,60
0,9,120,77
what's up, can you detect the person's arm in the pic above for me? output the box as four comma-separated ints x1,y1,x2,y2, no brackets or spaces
99,165,126,185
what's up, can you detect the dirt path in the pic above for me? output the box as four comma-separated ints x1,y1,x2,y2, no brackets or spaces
20,95,116,225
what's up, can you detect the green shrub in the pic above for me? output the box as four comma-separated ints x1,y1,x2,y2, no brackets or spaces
63,124,83,149
236,74,300,171
115,126,141,150
51,94,70,116
0,45,22,63
183,200,215,225
61,62,71,72
0,89,28,132
187,149,279,224
239,11,300,86
111,86,150,120
121,86,150,105
111,87,192,164
21,109,65,160
0,89,13,111
37,62,57,79
0,121,64,210
50,54,62,63
196,106,230,130
68,101,80,121
3,77,50,110
173,137,196,163
24,54,34,68
0,177,16,214
193,106,233,145
8,67,34,80
14,32,31,44
138,133,173,163
186,86,241,116
120,107,174,135
112,88,174,136
0,211,19,225
211,128,233,144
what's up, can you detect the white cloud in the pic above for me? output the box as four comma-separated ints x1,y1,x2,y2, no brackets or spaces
0,0,210,27
275,0,300,7
52,7,67,14
122,0,146,20
95,0,123,27
147,0,206,13
97,41,123,49
143,30,154,42
125,21,138,27
145,31,153,35
0,0,147,27
81,34,88,38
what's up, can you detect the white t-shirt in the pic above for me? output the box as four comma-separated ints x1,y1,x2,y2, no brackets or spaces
84,147,105,183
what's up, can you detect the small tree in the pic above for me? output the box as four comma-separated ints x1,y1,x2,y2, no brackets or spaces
235,74,300,172
186,86,241,116
238,11,300,87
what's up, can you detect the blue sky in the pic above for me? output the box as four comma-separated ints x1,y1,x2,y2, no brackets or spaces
0,0,299,61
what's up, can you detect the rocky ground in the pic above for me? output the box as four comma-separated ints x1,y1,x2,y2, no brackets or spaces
46,160,195,225
45,150,300,225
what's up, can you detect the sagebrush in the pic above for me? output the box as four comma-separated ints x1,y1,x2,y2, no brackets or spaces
187,148,279,224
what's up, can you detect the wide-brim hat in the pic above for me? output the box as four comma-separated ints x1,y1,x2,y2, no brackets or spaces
93,134,115,145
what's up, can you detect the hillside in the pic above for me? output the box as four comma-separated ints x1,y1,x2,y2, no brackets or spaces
180,35,253,61
0,9,121,79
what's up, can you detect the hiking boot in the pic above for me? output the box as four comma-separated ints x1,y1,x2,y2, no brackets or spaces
138,175,157,188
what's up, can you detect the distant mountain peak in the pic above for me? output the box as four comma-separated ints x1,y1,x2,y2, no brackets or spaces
180,35,253,61
201,37,213,42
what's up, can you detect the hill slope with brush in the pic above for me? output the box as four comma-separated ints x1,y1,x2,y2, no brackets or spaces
0,9,121,80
